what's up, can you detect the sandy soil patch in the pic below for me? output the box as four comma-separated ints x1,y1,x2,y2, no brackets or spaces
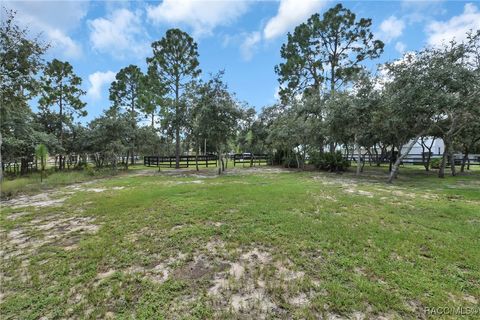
289,293,309,307
125,252,189,284
173,254,226,280
173,180,204,185
1,180,128,212
2,193,68,209
2,214,100,261
6,211,31,220
206,246,311,317
344,188,374,198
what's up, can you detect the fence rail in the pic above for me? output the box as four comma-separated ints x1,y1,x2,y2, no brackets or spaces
1,161,36,175
231,154,270,167
347,153,480,166
144,155,218,168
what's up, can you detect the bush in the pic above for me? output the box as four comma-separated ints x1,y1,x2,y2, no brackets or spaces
85,166,96,176
430,158,441,169
310,151,350,172
282,154,300,168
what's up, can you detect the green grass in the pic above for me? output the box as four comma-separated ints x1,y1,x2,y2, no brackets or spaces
1,166,479,319
1,168,123,199
0,161,267,198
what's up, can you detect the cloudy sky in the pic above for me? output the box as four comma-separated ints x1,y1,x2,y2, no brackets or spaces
4,0,479,121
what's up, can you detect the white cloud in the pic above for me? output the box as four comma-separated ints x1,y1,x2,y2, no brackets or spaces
88,9,149,59
263,0,329,40
426,3,480,47
4,0,89,31
395,41,406,53
46,29,82,59
3,0,87,59
240,32,261,61
379,16,405,43
146,0,250,37
87,71,116,100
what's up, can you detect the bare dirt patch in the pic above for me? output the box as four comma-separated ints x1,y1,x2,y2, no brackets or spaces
1,179,127,212
6,211,31,220
173,254,218,280
2,193,68,209
463,294,478,304
206,246,311,318
125,252,189,284
344,188,374,198
2,214,100,261
172,180,204,185
289,293,309,307
225,166,293,176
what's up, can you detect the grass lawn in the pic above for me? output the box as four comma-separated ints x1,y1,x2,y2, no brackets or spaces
1,166,479,319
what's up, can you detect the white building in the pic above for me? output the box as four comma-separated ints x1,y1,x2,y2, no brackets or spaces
402,137,445,156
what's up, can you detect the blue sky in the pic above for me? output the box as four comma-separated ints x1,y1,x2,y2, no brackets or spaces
4,0,479,122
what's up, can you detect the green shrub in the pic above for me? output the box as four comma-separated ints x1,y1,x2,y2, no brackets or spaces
85,166,96,176
430,158,441,169
282,154,300,168
310,151,350,172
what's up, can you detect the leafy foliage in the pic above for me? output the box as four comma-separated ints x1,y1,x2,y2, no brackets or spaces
310,151,350,171
275,3,384,102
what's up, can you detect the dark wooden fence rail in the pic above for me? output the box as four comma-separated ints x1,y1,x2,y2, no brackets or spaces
2,161,36,175
347,153,480,166
231,154,270,167
144,155,218,168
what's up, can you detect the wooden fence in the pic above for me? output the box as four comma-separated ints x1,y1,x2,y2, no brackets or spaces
231,154,270,167
144,155,218,168
1,160,36,175
348,153,480,166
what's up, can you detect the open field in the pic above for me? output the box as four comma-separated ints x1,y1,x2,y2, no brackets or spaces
1,166,479,319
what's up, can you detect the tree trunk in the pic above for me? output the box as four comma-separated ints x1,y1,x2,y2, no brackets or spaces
374,145,381,167
460,147,469,173
175,78,180,169
318,136,325,155
217,150,222,175
379,145,387,167
421,137,427,171
344,144,350,163
355,137,361,176
425,152,432,171
389,146,394,172
449,151,456,176
59,88,64,170
303,148,307,170
388,134,422,183
438,140,450,178
195,152,199,172
20,158,28,175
